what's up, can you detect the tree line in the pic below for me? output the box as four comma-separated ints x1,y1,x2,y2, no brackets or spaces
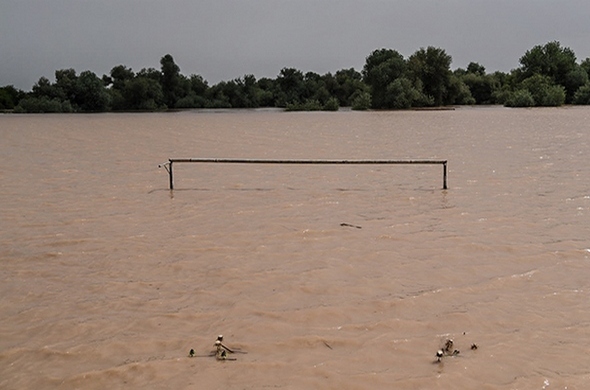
1,41,589,113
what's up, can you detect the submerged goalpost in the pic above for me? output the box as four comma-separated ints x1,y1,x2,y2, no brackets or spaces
159,158,448,191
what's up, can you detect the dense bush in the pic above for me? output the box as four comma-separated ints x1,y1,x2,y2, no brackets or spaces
14,97,73,113
351,91,372,110
573,84,590,105
517,74,565,106
285,97,339,111
322,97,340,111
505,90,535,107
285,99,323,111
174,93,208,109
541,85,566,106
385,77,422,109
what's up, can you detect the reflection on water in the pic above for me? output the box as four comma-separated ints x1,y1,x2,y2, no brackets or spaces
1,107,590,389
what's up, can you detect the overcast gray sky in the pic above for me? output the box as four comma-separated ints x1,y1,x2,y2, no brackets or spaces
2,0,590,91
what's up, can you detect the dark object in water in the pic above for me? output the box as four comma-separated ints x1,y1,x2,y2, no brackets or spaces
435,339,460,362
436,349,444,362
215,340,237,361
189,349,195,357
443,339,460,355
213,335,247,356
471,343,478,350
340,223,362,229
443,339,454,354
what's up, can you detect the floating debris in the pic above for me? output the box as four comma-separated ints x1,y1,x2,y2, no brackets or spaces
435,339,460,363
215,340,237,361
436,349,444,363
443,339,460,356
216,335,233,352
207,335,247,361
340,223,362,229
443,339,454,354
215,335,247,354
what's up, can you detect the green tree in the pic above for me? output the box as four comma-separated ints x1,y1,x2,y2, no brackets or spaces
457,62,499,104
461,73,495,104
333,68,367,106
564,66,589,102
220,79,248,108
212,75,266,108
276,68,305,106
448,75,475,105
0,85,25,109
0,89,15,109
54,68,79,104
256,77,277,107
32,76,60,100
489,71,515,104
123,76,164,110
174,74,210,109
238,74,263,108
466,62,486,76
160,54,184,108
109,65,135,91
581,58,590,78
362,48,406,108
519,41,577,83
205,82,232,108
518,41,578,102
320,72,338,102
103,65,136,110
107,89,126,111
136,67,162,82
29,71,78,110
76,70,110,111
303,72,332,105
0,88,14,109
189,74,208,96
407,46,453,106
303,71,322,98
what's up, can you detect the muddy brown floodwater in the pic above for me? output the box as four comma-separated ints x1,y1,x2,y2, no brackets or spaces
1,107,590,389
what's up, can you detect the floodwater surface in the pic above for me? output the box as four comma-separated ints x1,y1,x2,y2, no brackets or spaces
1,107,590,389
